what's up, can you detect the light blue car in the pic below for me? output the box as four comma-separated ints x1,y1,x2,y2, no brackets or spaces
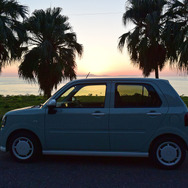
1,78,188,169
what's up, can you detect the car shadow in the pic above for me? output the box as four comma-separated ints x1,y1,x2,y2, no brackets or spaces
41,154,152,168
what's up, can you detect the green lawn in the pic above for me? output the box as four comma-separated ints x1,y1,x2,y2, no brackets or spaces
0,95,188,122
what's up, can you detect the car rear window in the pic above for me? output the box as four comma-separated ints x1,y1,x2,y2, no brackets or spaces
115,83,162,108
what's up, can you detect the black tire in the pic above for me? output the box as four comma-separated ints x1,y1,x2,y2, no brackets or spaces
149,137,186,169
8,131,41,162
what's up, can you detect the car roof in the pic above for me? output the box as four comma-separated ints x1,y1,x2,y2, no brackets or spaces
68,78,169,84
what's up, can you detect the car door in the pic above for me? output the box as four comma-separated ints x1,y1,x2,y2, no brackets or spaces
109,81,168,151
45,82,110,151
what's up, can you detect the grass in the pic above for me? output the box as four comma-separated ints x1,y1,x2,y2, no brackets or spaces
0,95,46,121
0,95,188,122
181,96,188,106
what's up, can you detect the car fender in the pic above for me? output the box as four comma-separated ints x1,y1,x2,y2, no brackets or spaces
143,127,188,151
1,118,45,150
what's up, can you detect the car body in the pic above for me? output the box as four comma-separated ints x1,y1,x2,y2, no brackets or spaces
1,78,188,169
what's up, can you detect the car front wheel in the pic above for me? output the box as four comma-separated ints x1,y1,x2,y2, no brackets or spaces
150,137,186,169
9,132,41,162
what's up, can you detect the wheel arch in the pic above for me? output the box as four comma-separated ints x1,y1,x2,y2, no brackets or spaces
149,133,188,154
6,129,42,152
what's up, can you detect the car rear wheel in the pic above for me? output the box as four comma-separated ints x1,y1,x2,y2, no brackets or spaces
150,137,186,169
9,132,41,162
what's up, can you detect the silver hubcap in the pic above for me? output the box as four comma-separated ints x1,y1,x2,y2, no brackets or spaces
157,141,181,166
12,137,34,160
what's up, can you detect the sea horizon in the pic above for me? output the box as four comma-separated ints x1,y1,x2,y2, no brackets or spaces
1,75,188,96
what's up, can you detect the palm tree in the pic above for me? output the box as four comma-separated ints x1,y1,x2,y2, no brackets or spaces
164,0,188,71
0,0,28,72
118,0,167,78
19,8,83,97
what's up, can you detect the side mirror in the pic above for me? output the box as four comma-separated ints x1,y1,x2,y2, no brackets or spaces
47,99,56,108
47,99,57,114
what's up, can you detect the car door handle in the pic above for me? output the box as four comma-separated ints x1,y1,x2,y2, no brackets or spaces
146,112,162,116
92,112,105,116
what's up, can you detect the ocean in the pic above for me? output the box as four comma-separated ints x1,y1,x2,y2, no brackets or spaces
0,76,188,96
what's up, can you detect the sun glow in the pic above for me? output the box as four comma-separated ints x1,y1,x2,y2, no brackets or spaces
1,63,19,77
76,47,144,76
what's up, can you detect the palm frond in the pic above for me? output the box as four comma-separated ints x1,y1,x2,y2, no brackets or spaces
0,0,28,71
19,7,83,97
118,0,171,78
118,32,130,52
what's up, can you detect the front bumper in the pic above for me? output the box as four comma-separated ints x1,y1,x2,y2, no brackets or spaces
0,128,7,152
0,146,6,152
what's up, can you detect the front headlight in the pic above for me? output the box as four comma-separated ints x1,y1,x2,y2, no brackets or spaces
1,115,7,128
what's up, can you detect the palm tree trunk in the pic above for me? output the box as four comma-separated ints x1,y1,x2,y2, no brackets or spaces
155,65,159,79
44,90,51,98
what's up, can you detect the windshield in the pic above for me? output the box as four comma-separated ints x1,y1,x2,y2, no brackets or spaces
41,81,73,107
42,88,62,107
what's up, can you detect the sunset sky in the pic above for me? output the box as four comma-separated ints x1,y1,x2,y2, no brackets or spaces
1,0,179,77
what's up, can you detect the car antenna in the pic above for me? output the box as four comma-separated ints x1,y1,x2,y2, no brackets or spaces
86,72,90,79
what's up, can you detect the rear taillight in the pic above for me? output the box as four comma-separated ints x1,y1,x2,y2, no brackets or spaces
184,112,188,126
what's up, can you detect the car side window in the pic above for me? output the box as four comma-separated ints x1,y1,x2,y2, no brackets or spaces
56,84,106,108
115,84,161,108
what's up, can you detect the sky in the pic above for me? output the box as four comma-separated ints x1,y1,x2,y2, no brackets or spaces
1,0,181,77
